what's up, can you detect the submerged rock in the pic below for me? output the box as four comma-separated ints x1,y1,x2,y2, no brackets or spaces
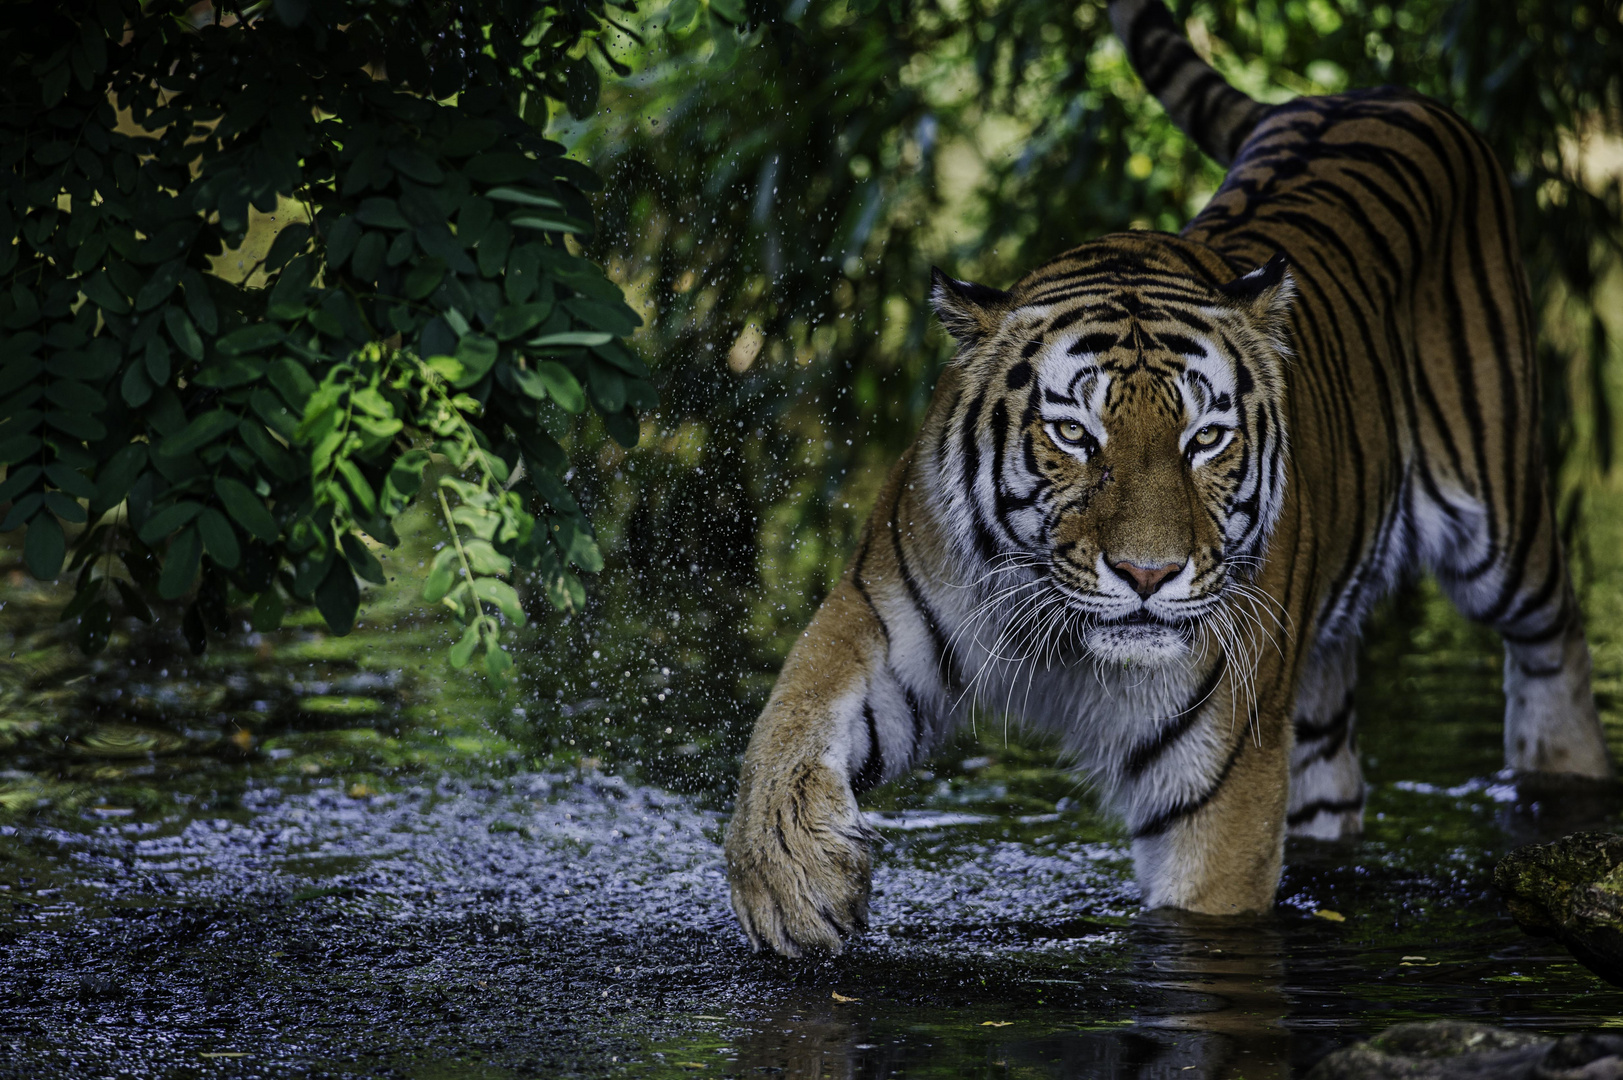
1494,832,1623,986
1306,1022,1623,1079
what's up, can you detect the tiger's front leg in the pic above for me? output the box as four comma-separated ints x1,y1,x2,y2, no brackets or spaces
1122,692,1294,915
725,577,926,956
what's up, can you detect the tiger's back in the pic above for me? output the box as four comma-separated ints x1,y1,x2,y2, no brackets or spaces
721,0,1610,958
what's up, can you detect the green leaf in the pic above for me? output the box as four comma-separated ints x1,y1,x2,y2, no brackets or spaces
0,433,41,465
215,476,279,542
341,532,386,585
44,492,86,523
492,301,553,341
0,464,41,503
556,517,605,572
388,147,444,184
565,296,642,337
89,443,146,514
326,215,361,268
357,198,410,229
44,461,95,499
453,335,499,387
267,357,317,409
385,448,431,505
192,356,264,388
133,260,183,312
44,379,106,413
529,330,614,348
158,408,237,458
267,252,316,318
197,508,241,569
337,459,378,518
440,119,501,157
78,596,112,655
121,362,152,407
404,257,447,300
465,153,539,184
509,215,590,235
0,492,42,531
448,621,480,668
710,12,740,65
182,600,207,655
473,577,526,624
80,271,130,314
114,578,153,624
314,559,360,635
563,58,600,119
158,525,202,599
264,222,312,271
587,362,627,413
423,546,459,604
532,361,586,413
24,512,65,580
462,538,512,576
181,268,218,335
0,355,41,398
484,643,513,678
217,324,286,355
485,187,564,209
603,408,640,448
667,0,701,33
45,411,105,441
164,306,204,360
144,335,171,385
251,587,284,631
351,231,386,282
138,501,204,544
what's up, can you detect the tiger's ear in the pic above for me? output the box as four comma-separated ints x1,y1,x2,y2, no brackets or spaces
1218,252,1295,331
931,267,1010,346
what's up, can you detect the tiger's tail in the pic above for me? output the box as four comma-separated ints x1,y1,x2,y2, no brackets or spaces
1107,0,1269,166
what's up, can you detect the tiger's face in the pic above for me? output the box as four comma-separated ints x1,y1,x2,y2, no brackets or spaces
931,238,1294,666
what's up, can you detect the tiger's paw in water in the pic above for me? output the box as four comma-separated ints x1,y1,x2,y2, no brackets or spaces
724,762,878,958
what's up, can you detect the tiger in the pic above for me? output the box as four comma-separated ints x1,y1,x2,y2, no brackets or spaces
723,0,1613,956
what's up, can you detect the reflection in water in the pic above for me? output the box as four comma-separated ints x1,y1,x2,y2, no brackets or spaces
728,915,1293,1080
1128,912,1290,1080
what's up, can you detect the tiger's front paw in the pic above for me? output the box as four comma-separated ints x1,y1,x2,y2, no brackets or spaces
724,761,877,957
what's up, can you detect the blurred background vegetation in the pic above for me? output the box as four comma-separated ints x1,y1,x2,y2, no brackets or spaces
3,0,1622,813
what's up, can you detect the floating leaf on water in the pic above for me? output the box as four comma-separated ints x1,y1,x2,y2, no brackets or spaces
1313,909,1346,922
981,1021,1014,1027
831,991,860,1003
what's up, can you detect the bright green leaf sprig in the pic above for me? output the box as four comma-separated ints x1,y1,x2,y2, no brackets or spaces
0,0,656,670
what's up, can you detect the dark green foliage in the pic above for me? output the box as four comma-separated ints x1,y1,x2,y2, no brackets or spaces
0,0,656,670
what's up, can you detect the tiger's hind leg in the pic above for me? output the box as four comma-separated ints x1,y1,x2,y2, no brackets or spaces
1287,640,1365,839
1422,486,1611,779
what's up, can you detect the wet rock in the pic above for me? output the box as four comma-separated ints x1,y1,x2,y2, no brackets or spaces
1306,1022,1623,1079
1494,832,1623,986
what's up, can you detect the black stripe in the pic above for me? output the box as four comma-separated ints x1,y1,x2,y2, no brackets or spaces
904,686,928,750
1125,654,1228,780
1133,734,1247,840
853,702,885,794
889,495,961,695
851,534,892,651
1286,795,1365,828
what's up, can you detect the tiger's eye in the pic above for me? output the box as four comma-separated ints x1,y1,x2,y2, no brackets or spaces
1056,420,1087,445
1193,425,1224,448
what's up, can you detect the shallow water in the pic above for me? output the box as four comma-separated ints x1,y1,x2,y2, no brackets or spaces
6,500,1623,1078
3,670,1622,1078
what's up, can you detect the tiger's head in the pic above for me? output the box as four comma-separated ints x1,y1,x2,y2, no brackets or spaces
930,236,1294,666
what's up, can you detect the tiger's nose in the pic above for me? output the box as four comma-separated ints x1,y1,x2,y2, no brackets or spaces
1111,560,1183,598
